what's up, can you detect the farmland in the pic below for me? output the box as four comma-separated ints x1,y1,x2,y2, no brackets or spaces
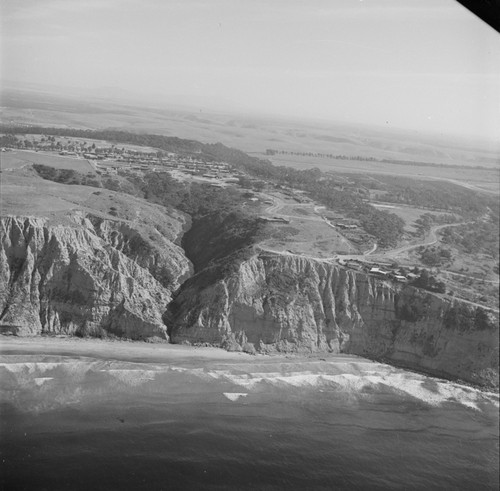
3,86,498,169
256,152,500,195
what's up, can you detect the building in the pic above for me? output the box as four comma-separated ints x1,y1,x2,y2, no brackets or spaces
393,275,408,282
258,216,290,224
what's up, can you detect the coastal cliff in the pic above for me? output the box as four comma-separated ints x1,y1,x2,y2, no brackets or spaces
168,253,499,387
0,214,191,340
1,212,498,387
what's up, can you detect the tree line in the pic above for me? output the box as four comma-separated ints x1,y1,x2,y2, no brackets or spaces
264,148,494,170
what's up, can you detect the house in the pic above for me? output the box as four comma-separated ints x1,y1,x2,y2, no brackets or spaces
370,267,389,276
393,275,408,282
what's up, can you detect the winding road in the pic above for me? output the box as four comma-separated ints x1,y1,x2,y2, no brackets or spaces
253,191,498,312
379,221,469,257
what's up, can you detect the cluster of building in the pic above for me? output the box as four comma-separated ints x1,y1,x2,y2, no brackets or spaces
279,188,312,204
6,134,238,179
74,147,234,178
85,148,236,181
338,258,419,283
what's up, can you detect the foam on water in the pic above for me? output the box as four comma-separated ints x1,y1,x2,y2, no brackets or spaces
1,358,498,412
106,369,157,386
223,392,248,401
179,367,499,411
34,377,54,386
0,362,63,373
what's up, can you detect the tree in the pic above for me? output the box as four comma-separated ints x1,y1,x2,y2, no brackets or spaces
238,176,253,189
252,180,266,192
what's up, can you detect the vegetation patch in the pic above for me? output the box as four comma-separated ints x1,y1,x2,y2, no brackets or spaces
441,219,499,259
419,246,453,267
443,304,496,331
394,292,431,322
33,164,101,187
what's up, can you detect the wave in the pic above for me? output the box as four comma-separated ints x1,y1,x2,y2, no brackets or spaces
1,358,498,413
173,367,499,411
223,393,248,401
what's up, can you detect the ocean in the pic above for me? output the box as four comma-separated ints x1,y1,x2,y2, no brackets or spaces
0,349,498,490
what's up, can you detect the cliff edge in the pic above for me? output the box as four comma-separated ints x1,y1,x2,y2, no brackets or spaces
168,253,499,387
0,213,191,340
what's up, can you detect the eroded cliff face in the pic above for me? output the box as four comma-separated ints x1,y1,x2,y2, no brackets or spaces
168,253,499,387
0,214,192,340
2,209,498,387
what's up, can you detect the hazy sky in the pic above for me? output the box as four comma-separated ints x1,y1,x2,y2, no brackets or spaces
2,0,500,139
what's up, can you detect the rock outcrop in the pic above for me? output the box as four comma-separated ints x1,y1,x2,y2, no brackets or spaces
168,253,499,387
0,214,191,340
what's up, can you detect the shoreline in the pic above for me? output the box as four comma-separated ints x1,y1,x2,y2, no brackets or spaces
1,334,498,414
0,334,360,366
1,334,498,395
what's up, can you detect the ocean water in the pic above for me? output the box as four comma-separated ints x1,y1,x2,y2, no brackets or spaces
0,353,498,490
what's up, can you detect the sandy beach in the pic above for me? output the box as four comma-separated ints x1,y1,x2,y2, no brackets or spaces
0,335,262,365
1,335,498,412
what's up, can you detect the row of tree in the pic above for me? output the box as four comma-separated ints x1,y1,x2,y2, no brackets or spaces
264,147,492,170
265,149,377,161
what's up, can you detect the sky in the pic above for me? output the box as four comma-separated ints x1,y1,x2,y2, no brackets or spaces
1,0,500,139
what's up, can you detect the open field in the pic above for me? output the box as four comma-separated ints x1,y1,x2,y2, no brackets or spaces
371,203,450,234
0,171,98,218
257,153,500,195
0,169,183,238
0,150,95,173
255,192,359,257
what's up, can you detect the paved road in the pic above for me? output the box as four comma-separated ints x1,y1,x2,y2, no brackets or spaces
256,245,499,313
379,222,468,257
438,293,499,313
363,243,378,256
260,193,470,264
441,270,499,285
256,193,498,311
